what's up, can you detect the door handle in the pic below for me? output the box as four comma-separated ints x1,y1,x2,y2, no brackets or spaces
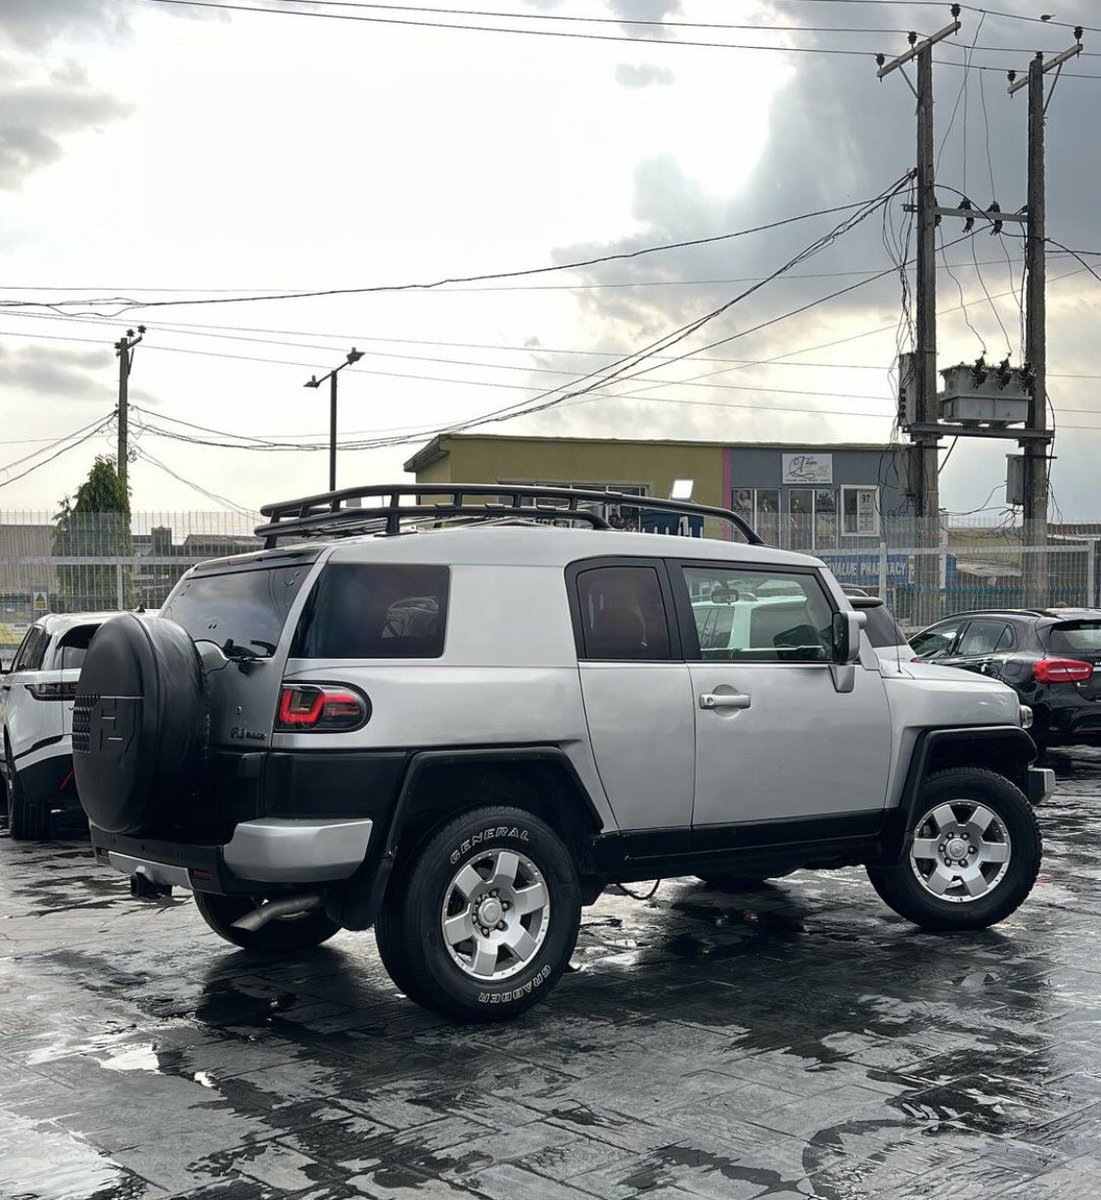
699,692,751,710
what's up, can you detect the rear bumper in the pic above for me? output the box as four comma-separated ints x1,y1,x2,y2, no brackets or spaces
90,816,374,893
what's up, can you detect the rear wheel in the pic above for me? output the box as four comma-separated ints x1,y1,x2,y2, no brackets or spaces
868,767,1041,931
375,806,581,1021
6,745,49,841
192,892,341,954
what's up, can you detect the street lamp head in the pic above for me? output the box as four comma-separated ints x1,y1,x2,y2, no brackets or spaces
346,348,364,365
304,375,321,388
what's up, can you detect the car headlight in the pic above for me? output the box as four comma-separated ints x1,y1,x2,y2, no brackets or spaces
1019,705,1034,730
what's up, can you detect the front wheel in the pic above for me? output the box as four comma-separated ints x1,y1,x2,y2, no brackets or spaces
867,767,1041,931
375,807,581,1021
192,892,341,954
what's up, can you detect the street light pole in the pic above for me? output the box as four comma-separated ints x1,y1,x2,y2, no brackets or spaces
303,347,363,492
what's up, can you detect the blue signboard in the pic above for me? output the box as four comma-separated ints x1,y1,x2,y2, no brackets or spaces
821,553,911,587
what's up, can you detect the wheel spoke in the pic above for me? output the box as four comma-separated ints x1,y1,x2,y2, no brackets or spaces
966,806,995,836
961,866,989,897
911,837,939,861
492,850,521,888
925,866,955,896
979,841,1010,864
512,881,548,916
930,804,958,832
452,864,484,901
443,910,474,946
470,942,498,978
503,925,537,963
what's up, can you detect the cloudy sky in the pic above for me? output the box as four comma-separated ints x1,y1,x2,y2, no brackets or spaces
0,0,1098,525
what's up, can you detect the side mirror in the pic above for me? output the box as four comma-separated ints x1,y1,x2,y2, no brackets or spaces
832,610,866,665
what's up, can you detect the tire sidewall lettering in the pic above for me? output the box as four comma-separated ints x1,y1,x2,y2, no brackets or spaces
477,963,552,1005
449,826,530,866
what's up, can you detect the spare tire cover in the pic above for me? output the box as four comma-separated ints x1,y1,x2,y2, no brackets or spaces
73,614,208,835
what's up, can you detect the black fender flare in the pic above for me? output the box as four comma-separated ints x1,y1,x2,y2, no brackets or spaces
877,725,1037,865
327,745,604,931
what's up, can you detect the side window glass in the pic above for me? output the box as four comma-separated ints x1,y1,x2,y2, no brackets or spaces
911,623,961,660
14,628,48,672
682,566,833,662
958,620,1012,657
293,564,449,659
575,566,672,661
10,629,36,672
993,624,1015,653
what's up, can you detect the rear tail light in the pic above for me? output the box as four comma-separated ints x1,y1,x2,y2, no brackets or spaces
276,684,369,731
1032,657,1094,684
26,681,78,700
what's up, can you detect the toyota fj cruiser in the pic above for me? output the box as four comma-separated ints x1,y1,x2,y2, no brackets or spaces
74,484,1050,1022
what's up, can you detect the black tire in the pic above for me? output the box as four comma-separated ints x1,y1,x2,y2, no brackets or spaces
868,767,1041,932
375,807,581,1022
6,745,49,841
192,891,341,954
73,615,208,835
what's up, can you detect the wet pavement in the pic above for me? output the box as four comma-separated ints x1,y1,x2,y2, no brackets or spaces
2,757,1100,1200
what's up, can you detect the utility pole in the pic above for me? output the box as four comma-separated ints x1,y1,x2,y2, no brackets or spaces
1009,32,1082,604
304,347,364,492
113,326,145,492
878,9,960,625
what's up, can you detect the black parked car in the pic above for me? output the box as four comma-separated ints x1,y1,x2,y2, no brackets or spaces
910,608,1101,755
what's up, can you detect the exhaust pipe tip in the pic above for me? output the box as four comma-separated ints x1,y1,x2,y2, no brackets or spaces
130,872,172,899
232,893,322,932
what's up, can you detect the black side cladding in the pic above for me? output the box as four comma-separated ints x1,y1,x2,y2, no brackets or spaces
73,614,209,835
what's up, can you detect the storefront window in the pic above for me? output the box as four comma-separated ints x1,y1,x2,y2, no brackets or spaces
842,486,880,537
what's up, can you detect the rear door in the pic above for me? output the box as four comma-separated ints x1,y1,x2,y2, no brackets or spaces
940,617,1017,679
570,559,695,832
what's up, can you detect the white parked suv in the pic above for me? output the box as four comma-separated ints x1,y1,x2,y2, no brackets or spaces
73,485,1050,1021
1,612,113,839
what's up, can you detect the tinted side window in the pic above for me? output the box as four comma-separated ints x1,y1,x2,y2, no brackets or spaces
860,605,906,649
957,620,1015,657
293,564,449,659
13,627,49,672
911,622,963,659
682,566,833,662
575,566,672,661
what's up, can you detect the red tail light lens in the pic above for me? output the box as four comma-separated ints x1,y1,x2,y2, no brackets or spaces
276,684,369,731
1033,658,1094,684
26,682,79,700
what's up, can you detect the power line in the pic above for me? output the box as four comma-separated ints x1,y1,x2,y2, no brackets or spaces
0,416,115,490
0,199,890,317
130,445,258,517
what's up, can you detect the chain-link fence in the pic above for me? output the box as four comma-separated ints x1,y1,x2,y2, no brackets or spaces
1,508,1095,660
0,511,261,662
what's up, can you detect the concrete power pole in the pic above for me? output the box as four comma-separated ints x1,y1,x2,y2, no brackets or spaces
114,326,145,493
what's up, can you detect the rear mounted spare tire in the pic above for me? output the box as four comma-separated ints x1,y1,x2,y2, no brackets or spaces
73,614,209,835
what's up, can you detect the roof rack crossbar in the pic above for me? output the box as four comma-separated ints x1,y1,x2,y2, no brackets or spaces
256,483,761,547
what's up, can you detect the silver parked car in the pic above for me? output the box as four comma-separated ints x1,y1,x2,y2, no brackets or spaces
72,485,1048,1021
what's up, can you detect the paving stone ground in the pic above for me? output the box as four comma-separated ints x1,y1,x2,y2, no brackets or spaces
2,753,1100,1200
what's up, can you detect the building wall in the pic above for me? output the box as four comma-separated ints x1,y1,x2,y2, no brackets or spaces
412,436,726,509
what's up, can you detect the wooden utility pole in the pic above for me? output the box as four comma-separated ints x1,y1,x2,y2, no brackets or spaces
1009,32,1081,601
114,326,145,492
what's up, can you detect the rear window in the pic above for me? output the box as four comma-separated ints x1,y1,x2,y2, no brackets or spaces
55,623,102,671
1048,621,1101,657
162,565,310,657
859,605,907,649
292,564,449,659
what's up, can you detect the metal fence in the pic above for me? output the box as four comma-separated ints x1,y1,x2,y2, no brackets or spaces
1,508,1096,658
0,511,260,659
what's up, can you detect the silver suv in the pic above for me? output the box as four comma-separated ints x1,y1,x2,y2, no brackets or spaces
74,485,1050,1022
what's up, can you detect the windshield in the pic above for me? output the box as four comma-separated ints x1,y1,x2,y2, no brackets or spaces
1048,621,1101,657
162,564,310,657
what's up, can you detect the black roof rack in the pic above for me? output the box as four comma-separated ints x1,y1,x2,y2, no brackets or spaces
255,483,762,548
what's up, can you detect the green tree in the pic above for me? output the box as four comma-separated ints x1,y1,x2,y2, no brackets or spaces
53,456,133,612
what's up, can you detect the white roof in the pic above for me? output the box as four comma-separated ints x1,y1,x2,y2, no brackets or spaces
37,611,120,633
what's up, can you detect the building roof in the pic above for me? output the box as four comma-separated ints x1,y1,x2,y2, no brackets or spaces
403,432,900,474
